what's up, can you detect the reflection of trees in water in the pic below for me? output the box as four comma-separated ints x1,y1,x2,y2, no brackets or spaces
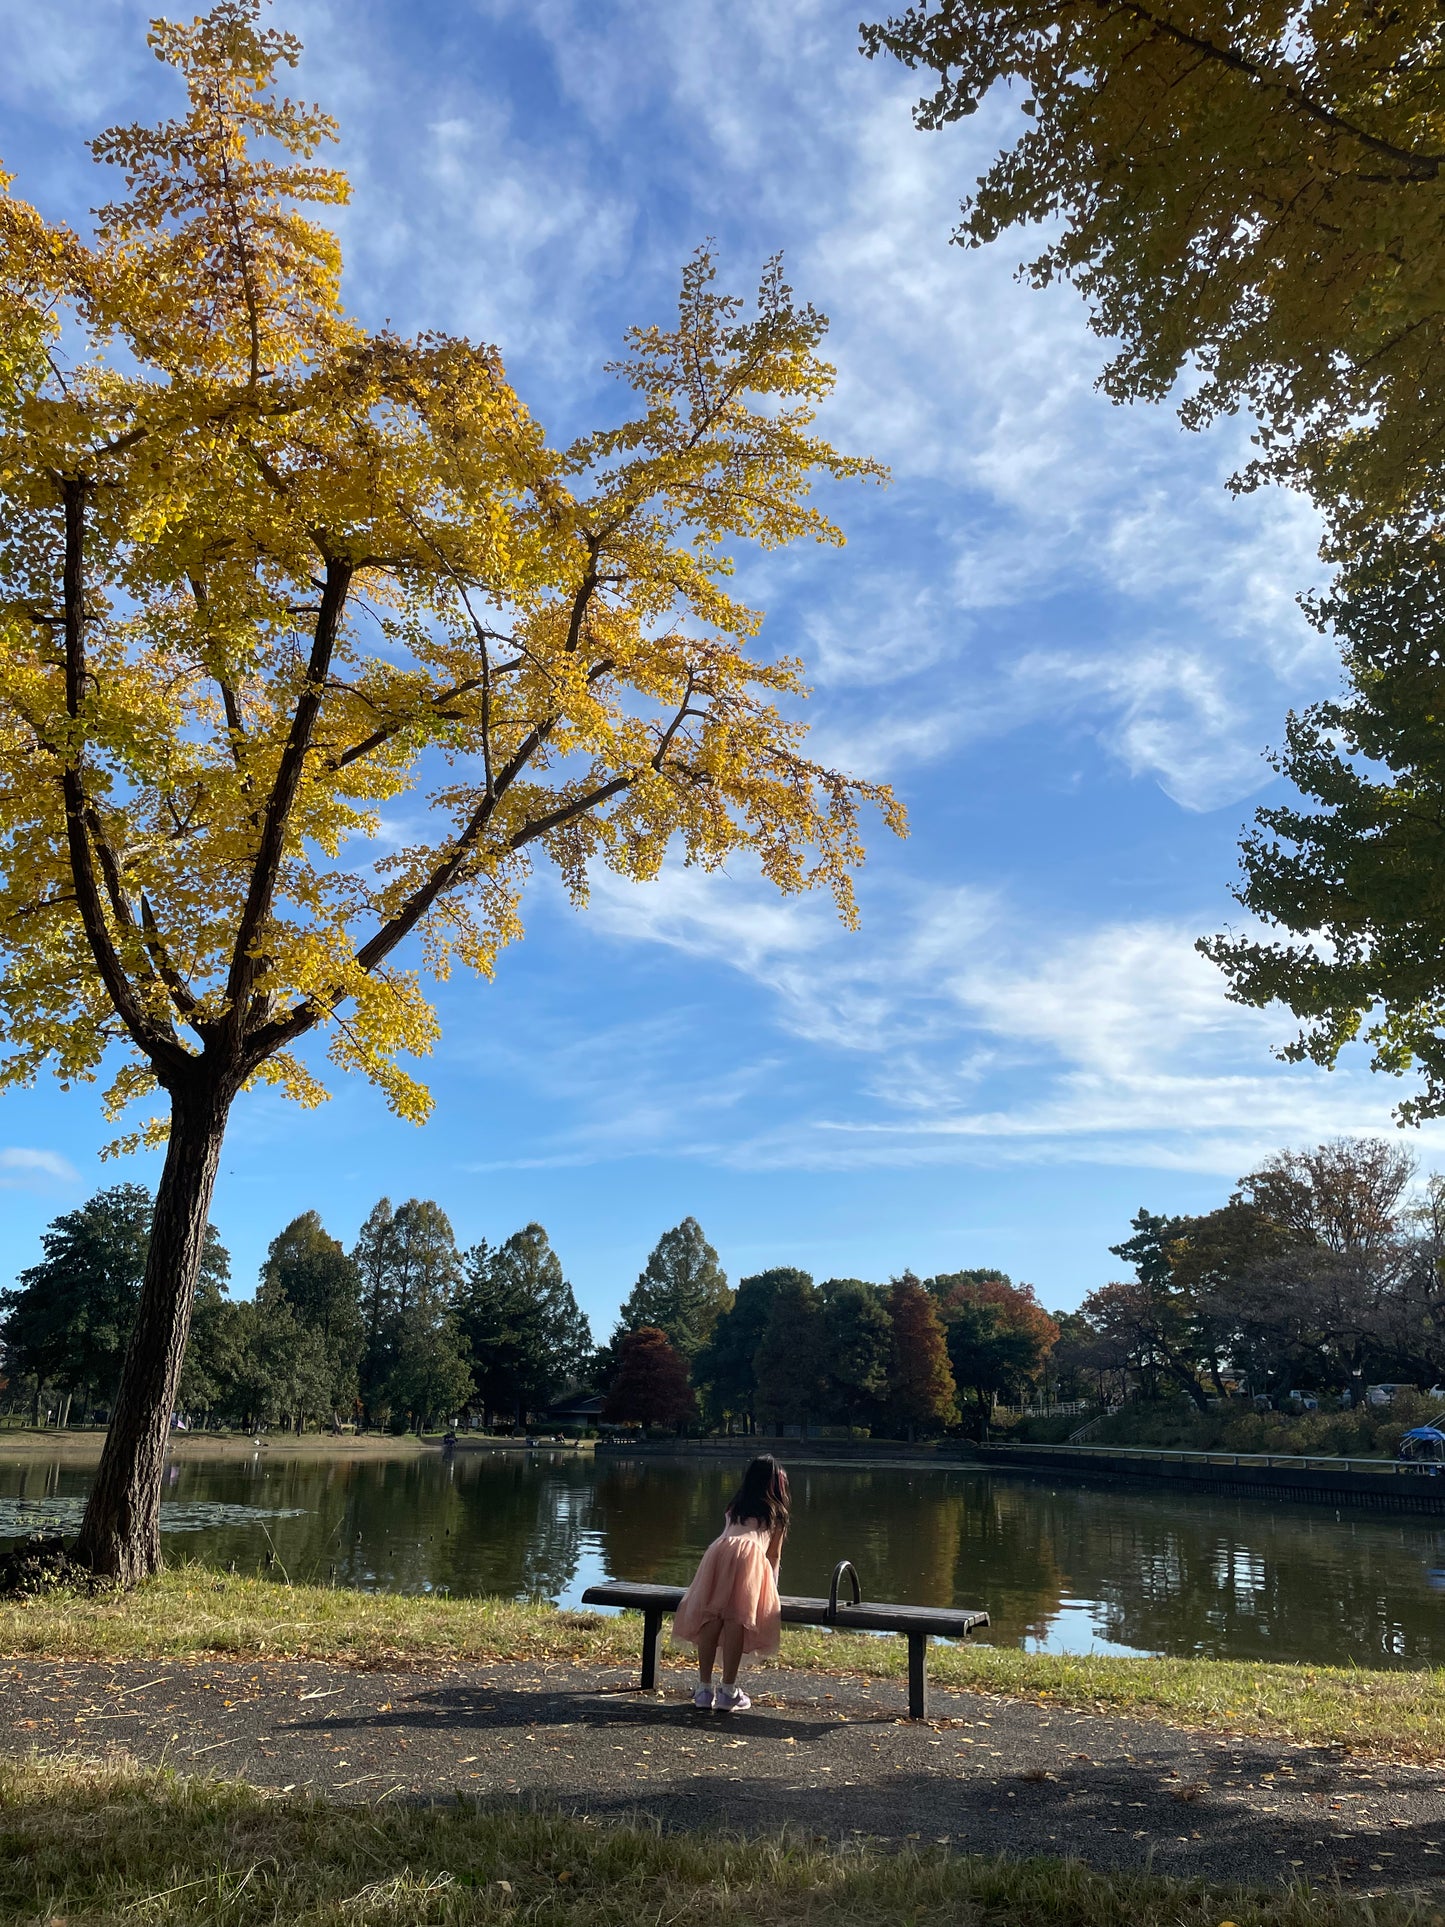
414,1455,595,1599
11,1451,1445,1665
593,1461,733,1584
1032,1483,1445,1666
739,1467,1066,1642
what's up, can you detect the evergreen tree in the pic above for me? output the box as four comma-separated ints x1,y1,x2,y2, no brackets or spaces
0,1186,228,1425
353,1197,401,1420
612,1218,729,1361
885,1274,957,1437
260,1211,364,1422
693,1267,801,1430
604,1327,694,1429
753,1272,827,1429
820,1277,892,1430
350,1196,468,1426
378,1199,469,1431
457,1224,592,1427
263,1210,367,1425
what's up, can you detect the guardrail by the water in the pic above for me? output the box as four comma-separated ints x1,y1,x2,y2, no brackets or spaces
977,1439,1445,1515
987,1440,1418,1475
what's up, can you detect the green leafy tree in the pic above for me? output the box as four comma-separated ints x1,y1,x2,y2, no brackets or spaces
348,1196,465,1425
692,1267,800,1430
177,1273,245,1423
226,1291,331,1431
928,1272,1058,1401
1202,523,1445,1122
376,1199,468,1432
457,1223,593,1426
353,1197,401,1420
884,1273,956,1437
861,1,1445,532
604,1326,695,1430
944,1298,1047,1429
0,1185,227,1424
1099,1212,1214,1410
753,1271,827,1429
386,1314,474,1432
819,1277,891,1430
612,1218,730,1362
259,1211,363,1421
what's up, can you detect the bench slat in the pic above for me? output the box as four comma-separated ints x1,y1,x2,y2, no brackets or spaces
579,1579,988,1719
578,1581,988,1636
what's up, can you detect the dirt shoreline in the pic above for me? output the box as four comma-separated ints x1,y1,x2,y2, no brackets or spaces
0,1428,585,1463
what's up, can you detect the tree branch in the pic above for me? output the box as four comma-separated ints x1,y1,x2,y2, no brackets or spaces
508,774,635,851
139,893,202,1024
58,478,186,1075
222,555,353,1050
328,675,488,771
243,652,622,1064
1103,0,1445,179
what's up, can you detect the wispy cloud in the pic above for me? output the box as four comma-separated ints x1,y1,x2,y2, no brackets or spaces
551,867,1430,1180
0,1147,79,1189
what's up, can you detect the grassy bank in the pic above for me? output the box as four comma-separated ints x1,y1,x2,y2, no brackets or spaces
5,1567,1445,1762
0,1756,1427,1927
0,1427,517,1463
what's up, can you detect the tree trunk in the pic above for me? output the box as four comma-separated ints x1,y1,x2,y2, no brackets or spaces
73,1076,232,1584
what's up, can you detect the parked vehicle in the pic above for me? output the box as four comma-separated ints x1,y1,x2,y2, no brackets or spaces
1367,1383,1419,1407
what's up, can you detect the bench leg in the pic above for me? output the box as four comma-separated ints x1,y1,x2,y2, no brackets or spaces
908,1632,928,1720
640,1607,663,1690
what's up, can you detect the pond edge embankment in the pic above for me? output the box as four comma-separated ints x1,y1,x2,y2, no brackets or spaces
595,1437,1445,1515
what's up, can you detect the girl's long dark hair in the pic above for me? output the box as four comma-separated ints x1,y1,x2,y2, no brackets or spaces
726,1455,790,1533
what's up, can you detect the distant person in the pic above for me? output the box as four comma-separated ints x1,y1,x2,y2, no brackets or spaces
672,1454,788,1713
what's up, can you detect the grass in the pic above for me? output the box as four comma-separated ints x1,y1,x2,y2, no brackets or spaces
0,1754,1437,1927
5,1565,1445,1763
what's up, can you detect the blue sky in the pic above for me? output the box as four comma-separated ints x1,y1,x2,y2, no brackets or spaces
2,0,1438,1335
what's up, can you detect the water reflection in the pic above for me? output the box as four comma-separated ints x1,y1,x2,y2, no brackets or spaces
3,1448,1444,1668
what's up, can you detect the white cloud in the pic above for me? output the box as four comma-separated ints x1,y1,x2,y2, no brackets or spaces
0,1147,79,1189
558,865,1440,1180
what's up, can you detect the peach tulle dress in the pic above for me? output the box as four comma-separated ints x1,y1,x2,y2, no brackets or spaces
672,1514,782,1656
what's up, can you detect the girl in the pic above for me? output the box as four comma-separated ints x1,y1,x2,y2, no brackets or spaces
672,1455,789,1711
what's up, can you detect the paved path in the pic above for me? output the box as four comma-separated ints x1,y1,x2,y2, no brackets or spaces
3,1654,1443,1896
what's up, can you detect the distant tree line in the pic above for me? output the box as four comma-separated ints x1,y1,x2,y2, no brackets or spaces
1058,1139,1445,1409
0,1196,1061,1438
595,1217,1058,1438
6,1137,1413,1438
0,1193,592,1435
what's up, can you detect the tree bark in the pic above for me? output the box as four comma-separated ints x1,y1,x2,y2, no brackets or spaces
72,1075,232,1583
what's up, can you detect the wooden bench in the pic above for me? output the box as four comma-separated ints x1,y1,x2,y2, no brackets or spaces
581,1562,989,1719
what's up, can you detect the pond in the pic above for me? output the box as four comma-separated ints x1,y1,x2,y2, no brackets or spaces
4,1444,1445,1669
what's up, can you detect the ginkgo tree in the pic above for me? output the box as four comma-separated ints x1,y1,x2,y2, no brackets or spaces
0,2,899,1583
862,1,1445,535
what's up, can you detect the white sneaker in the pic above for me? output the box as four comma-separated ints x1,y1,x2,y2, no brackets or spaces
692,1685,714,1709
714,1683,750,1712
